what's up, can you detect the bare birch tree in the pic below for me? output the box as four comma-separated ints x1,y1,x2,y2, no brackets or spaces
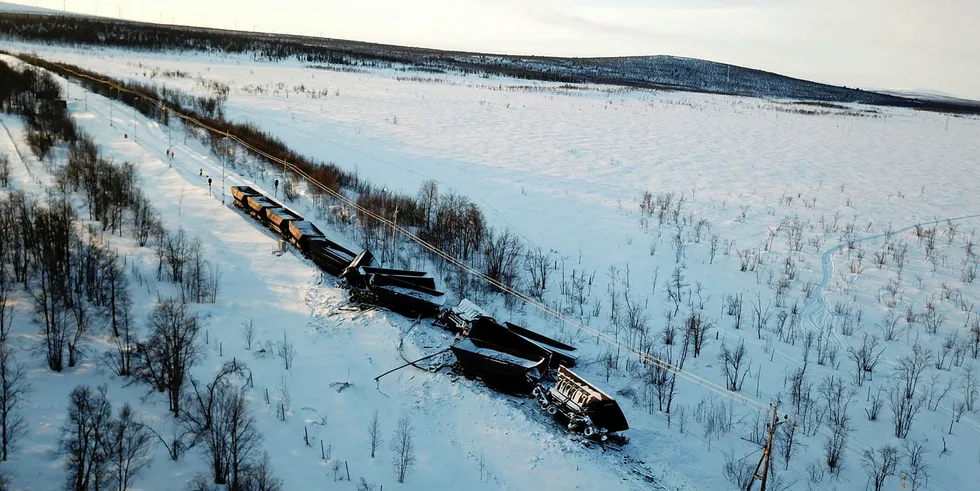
391,414,416,483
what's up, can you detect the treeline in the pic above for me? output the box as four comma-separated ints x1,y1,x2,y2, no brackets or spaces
17,54,538,302
0,58,281,490
0,58,77,159
0,13,380,65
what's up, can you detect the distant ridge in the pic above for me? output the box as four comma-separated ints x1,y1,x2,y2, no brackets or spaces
0,7,978,114
0,1,64,14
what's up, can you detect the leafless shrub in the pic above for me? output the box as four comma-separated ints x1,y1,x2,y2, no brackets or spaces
709,235,719,263
282,178,299,202
356,477,377,491
277,333,295,370
181,361,259,488
777,420,799,470
26,130,54,160
862,444,899,491
242,320,255,351
0,155,9,188
718,340,749,392
921,309,946,335
134,299,200,416
240,451,283,491
879,311,902,342
722,450,754,489
925,373,954,411
0,343,30,461
962,365,978,412
824,419,849,476
847,334,886,386
902,440,929,491
866,387,885,421
60,385,114,491
368,409,383,458
819,375,855,429
888,345,932,438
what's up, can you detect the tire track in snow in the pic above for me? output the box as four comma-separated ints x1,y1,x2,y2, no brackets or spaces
806,213,980,349
804,213,980,491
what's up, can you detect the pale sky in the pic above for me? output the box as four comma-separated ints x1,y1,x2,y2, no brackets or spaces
14,0,980,99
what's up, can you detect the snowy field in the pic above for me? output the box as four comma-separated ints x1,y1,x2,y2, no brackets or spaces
2,41,980,491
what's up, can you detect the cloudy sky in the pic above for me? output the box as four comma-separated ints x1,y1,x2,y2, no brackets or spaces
15,0,980,99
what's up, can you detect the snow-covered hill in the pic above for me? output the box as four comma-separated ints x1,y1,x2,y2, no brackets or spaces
2,10,980,114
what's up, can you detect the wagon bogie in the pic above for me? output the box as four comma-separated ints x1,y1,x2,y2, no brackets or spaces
535,366,628,439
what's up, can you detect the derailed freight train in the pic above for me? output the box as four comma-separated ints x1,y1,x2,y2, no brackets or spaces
229,185,628,442
230,185,443,314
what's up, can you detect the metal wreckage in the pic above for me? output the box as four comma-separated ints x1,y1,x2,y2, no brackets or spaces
231,185,629,443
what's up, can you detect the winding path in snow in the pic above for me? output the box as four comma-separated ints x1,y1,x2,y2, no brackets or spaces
803,212,980,491
803,212,980,346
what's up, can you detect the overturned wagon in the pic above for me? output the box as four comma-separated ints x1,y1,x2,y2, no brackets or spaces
504,321,577,369
450,317,550,394
368,274,445,318
534,366,628,440
345,267,436,290
309,239,360,276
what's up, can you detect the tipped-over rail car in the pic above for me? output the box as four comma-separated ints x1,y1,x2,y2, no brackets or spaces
435,298,491,333
367,274,446,318
504,322,578,369
450,317,551,393
533,365,628,440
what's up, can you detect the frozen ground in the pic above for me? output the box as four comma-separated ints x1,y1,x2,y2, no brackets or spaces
0,54,663,491
2,42,980,491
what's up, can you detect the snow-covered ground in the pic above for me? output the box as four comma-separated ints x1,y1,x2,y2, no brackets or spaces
2,42,980,491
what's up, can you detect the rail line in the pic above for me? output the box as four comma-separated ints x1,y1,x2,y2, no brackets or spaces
26,56,775,416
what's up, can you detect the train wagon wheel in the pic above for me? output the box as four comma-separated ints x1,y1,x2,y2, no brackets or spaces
532,386,543,397
546,405,558,416
583,426,596,437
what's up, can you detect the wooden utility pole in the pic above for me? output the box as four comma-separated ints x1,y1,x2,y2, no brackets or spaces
391,205,399,262
747,403,782,491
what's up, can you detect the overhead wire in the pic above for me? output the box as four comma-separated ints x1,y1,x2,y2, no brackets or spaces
37,58,774,414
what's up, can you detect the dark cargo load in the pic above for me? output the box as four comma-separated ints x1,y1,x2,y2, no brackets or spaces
231,185,262,208
308,238,358,276
287,220,325,252
265,207,304,237
534,366,629,437
345,267,435,290
367,274,445,318
244,195,282,221
450,317,551,393
504,322,578,368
